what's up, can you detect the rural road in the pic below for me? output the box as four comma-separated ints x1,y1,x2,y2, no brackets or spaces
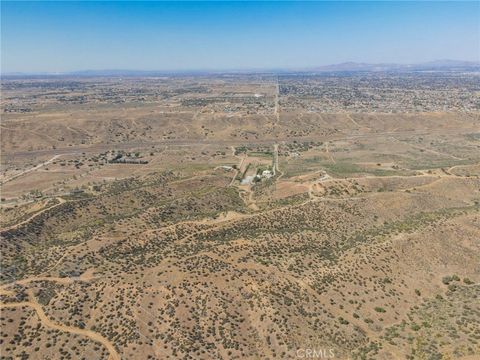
1,154,65,184
274,77,280,125
272,143,281,175
272,143,284,180
3,127,471,160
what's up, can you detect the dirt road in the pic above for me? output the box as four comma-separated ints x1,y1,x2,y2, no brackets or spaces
0,198,66,232
1,154,64,184
4,127,471,160
325,142,336,164
1,297,120,360
273,143,282,178
274,78,280,126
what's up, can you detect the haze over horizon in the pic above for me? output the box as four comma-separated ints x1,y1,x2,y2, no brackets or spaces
1,1,479,73
2,59,480,76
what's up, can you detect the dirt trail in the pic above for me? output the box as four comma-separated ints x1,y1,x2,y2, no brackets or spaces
344,113,373,132
447,162,479,175
1,154,65,184
305,171,467,198
1,295,120,360
0,125,58,143
272,144,279,175
390,136,464,160
345,113,361,128
39,246,83,276
140,210,250,239
274,78,280,126
229,170,239,187
325,142,336,164
5,127,471,160
0,198,66,232
272,143,285,181
0,271,98,294
246,187,259,211
307,173,331,199
228,146,246,186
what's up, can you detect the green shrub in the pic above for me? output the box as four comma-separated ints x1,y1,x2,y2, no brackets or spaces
442,276,452,285
411,323,421,331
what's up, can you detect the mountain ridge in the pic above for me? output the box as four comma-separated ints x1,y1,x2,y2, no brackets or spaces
3,60,479,77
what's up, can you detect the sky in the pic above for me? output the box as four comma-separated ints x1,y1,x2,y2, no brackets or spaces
1,1,479,73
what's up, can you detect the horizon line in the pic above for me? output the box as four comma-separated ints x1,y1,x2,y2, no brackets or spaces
2,59,480,77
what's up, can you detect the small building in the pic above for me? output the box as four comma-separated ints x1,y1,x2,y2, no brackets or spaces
261,170,273,179
70,189,84,195
241,175,256,185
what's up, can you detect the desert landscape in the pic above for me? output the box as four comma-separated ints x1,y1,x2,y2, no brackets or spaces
1,71,479,359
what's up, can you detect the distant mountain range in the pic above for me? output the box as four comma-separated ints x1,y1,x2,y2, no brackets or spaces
309,60,480,72
3,60,479,77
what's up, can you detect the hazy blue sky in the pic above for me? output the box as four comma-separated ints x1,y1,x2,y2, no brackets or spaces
2,1,479,73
